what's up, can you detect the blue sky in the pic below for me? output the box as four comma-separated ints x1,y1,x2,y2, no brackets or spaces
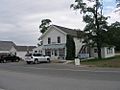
0,0,119,45
104,0,115,13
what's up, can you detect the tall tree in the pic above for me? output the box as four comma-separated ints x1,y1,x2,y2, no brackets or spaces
39,19,52,34
71,0,108,59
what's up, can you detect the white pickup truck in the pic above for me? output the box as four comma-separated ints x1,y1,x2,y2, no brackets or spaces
25,53,50,64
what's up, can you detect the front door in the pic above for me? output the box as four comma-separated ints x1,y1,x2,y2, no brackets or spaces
51,49,58,60
54,50,57,56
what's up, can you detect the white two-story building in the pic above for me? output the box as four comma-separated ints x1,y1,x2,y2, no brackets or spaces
34,25,83,60
34,25,115,60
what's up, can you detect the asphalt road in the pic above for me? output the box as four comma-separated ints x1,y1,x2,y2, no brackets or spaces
0,62,120,90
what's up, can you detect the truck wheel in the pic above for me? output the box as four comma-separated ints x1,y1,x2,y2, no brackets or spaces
26,61,31,64
34,59,38,64
3,59,7,63
16,59,19,62
47,58,51,63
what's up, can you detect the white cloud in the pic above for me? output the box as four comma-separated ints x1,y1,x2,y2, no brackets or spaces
106,7,120,23
108,13,120,23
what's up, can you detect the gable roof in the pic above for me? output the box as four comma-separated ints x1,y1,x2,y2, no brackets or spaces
40,25,82,39
0,41,16,51
15,46,36,52
53,25,81,37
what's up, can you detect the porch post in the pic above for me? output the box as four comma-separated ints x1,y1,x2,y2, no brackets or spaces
65,47,66,60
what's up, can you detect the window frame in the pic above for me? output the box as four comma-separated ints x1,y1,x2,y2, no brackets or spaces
48,37,51,44
57,36,61,43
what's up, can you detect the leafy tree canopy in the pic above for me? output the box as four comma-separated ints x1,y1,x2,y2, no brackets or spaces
39,19,52,34
107,22,120,51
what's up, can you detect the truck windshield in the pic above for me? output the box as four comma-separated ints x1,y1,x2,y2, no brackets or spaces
25,53,32,56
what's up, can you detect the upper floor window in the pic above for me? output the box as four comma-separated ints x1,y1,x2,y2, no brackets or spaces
57,36,61,43
48,37,51,44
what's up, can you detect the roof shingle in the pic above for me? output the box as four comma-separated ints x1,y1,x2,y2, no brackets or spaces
53,25,82,37
0,41,16,51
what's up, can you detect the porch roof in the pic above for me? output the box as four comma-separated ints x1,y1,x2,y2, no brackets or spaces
43,44,66,49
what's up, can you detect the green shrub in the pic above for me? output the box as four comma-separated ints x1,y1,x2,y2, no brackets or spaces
66,35,75,60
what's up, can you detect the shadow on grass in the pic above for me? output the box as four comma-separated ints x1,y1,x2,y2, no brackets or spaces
81,55,120,68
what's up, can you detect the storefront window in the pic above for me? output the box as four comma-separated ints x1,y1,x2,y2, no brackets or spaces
59,49,65,57
45,49,51,56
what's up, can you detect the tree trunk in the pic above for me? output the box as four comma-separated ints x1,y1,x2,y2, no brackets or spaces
95,0,102,59
97,42,102,59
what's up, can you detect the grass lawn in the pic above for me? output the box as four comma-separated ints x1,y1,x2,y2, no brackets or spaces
81,55,120,68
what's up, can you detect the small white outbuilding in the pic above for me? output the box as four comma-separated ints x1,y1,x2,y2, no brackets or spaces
101,47,115,58
90,46,115,59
